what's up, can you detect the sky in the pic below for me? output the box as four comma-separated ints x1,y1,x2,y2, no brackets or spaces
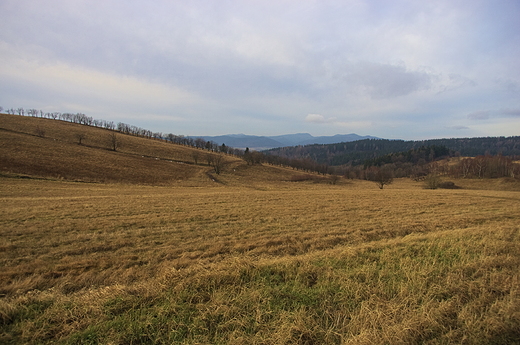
1,0,519,140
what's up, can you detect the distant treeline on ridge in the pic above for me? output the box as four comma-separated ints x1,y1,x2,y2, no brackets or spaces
265,137,520,166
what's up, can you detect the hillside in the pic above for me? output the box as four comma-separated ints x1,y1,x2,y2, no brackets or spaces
0,114,297,186
266,137,520,166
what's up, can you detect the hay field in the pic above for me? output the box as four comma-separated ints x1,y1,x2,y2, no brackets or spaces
1,177,519,344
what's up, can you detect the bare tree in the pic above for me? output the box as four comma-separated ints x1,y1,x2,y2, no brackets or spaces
27,109,39,117
75,132,86,145
212,154,224,175
194,138,206,149
108,133,119,151
424,173,440,189
191,151,201,165
329,174,340,185
205,153,214,166
366,165,394,189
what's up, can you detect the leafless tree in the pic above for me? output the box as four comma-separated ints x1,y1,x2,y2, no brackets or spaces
366,165,394,189
194,138,206,149
108,133,119,151
191,151,201,165
424,173,440,189
329,174,340,185
205,153,214,166
212,154,224,175
75,132,86,145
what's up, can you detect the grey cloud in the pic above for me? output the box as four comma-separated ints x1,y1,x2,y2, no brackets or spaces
467,111,491,120
436,74,477,94
347,62,432,99
450,126,470,130
500,109,520,117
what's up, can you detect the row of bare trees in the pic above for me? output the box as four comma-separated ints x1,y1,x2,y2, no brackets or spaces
2,106,117,130
2,106,337,175
451,155,519,179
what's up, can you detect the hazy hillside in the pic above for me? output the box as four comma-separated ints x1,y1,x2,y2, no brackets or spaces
197,133,378,150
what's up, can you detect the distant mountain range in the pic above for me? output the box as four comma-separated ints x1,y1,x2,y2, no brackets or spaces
195,133,379,150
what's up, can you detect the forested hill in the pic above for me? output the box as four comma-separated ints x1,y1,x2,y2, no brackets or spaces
264,137,520,166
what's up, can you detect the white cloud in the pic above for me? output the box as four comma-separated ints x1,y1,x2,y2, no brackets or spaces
305,114,337,123
0,43,198,115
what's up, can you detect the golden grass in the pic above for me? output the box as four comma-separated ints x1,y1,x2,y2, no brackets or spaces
1,177,519,344
0,114,243,185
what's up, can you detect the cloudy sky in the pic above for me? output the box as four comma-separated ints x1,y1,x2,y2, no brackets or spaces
1,0,519,139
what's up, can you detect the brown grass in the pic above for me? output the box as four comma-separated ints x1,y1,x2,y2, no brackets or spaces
1,176,519,344
0,114,244,185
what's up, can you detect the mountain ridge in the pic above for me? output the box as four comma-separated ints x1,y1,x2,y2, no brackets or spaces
195,133,380,150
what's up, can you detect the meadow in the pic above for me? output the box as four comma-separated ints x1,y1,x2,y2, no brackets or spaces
1,114,519,343
1,177,519,344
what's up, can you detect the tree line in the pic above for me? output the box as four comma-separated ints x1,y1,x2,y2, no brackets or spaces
265,137,520,166
3,106,519,181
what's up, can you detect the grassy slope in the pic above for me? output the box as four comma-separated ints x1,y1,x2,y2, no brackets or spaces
0,114,244,185
1,114,519,344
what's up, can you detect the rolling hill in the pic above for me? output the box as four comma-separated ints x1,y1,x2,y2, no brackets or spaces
0,114,298,186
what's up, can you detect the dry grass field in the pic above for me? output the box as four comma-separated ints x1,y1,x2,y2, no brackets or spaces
0,113,242,185
1,114,520,344
1,177,519,344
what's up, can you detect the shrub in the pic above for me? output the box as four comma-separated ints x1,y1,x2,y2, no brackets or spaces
424,174,440,189
438,181,461,189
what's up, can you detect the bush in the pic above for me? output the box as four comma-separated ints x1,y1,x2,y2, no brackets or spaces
438,181,461,189
423,174,440,189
